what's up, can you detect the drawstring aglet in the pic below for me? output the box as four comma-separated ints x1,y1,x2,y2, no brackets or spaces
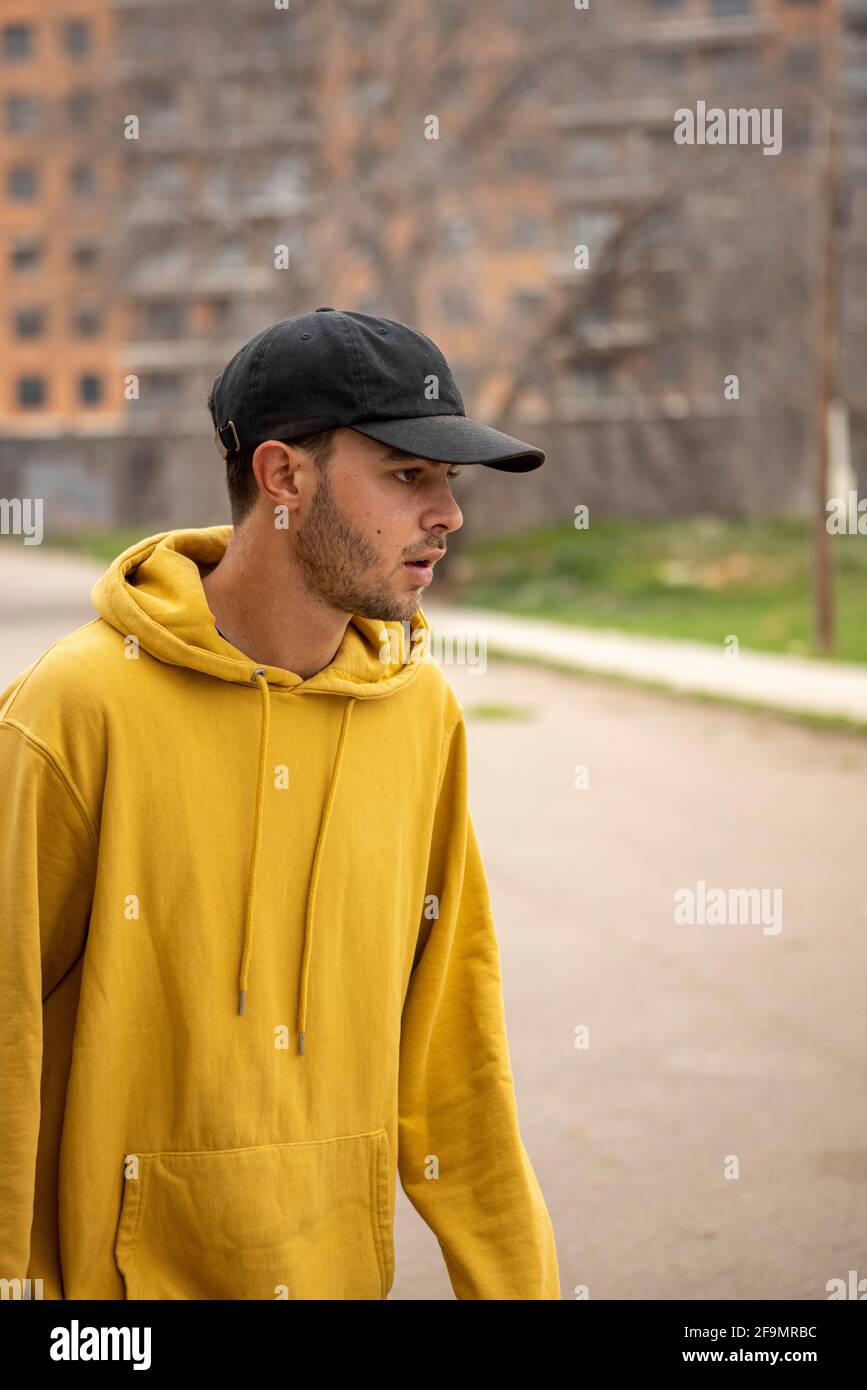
298,1031,305,1055
239,990,246,1015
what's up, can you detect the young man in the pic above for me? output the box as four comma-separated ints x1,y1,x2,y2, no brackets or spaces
0,308,560,1300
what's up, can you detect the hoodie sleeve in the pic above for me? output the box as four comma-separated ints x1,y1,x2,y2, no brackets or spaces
0,721,97,1283
397,709,560,1300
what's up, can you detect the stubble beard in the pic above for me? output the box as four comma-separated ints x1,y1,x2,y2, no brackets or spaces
293,468,421,622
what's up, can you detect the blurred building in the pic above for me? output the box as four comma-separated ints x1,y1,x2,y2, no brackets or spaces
530,0,852,519
1,0,320,530
0,0,124,528
0,0,861,534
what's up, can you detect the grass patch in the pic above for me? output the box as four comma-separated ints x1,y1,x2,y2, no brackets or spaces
38,529,164,567
463,702,536,721
445,515,867,664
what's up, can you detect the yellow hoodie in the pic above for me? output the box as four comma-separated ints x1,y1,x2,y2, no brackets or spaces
0,526,560,1301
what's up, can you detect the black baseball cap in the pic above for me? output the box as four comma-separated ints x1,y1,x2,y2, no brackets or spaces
207,307,545,473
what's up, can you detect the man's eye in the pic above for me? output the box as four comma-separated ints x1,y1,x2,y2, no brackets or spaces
393,468,462,483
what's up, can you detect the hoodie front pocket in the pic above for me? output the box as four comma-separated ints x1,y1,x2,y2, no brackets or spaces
115,1128,392,1300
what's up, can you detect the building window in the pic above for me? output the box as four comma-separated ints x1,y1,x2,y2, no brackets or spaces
208,297,232,326
637,206,674,250
642,49,688,84
14,307,46,337
70,162,95,198
79,373,103,405
784,44,820,80
67,89,94,127
143,300,185,336
212,235,245,269
136,81,182,132
657,341,686,385
643,125,681,163
709,0,752,14
2,24,32,61
510,141,547,175
565,133,618,175
64,20,92,58
74,307,102,337
706,46,757,82
6,94,41,133
11,238,41,272
8,165,38,199
17,375,47,408
138,373,182,406
71,241,100,269
138,157,185,200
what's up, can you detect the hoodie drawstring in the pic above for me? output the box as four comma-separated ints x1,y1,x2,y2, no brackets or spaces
237,669,270,1018
238,668,357,1058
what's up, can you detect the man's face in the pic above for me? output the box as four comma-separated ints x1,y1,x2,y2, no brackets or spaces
292,427,464,621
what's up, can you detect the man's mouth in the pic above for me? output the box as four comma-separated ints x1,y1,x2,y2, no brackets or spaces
404,560,434,584
403,548,444,584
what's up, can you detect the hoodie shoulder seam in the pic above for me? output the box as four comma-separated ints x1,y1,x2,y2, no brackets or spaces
0,720,99,850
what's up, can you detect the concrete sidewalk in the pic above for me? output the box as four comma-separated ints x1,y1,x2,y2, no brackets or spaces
423,601,867,726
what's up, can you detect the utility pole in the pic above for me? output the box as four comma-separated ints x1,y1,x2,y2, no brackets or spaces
814,0,843,656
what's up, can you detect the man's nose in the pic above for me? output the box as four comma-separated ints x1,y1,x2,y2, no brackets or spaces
431,491,463,536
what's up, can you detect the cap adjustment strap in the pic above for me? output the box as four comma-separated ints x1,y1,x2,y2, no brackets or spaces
214,420,240,459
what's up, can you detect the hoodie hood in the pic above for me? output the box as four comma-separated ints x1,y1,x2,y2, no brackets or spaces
91,525,430,1052
91,524,429,697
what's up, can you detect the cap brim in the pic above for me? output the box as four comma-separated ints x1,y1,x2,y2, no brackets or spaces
348,414,545,472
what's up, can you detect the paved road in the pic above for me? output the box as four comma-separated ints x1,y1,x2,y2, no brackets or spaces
408,655,867,1300
2,545,865,1299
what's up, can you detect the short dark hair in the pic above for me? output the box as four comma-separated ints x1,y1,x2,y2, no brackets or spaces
225,429,336,526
